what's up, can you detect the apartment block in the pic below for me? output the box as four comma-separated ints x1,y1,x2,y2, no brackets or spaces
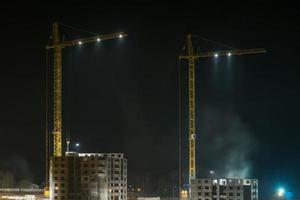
49,152,127,200
191,179,258,200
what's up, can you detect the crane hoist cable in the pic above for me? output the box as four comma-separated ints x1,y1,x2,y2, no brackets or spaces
191,34,237,50
59,22,99,36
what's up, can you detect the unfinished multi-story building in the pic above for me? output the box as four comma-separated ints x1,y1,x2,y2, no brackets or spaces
191,179,258,200
49,152,127,200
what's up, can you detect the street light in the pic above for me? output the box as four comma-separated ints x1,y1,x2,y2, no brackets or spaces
74,142,80,152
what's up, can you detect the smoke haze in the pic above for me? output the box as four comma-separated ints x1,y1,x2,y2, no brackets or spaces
198,105,258,179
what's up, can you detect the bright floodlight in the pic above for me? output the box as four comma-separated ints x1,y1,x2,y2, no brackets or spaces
75,143,80,147
278,188,285,193
214,53,218,58
277,188,285,196
210,170,214,174
227,52,231,56
119,34,123,38
78,41,82,45
97,38,101,42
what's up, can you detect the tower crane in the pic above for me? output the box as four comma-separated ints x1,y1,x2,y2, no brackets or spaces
178,34,266,199
44,22,127,197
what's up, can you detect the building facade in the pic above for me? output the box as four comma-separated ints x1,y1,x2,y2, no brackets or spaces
50,153,127,200
191,179,258,200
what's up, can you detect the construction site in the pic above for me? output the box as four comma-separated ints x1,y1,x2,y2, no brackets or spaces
2,2,299,200
23,22,264,200
0,16,267,199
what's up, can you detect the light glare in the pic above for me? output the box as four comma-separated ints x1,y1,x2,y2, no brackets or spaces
227,52,231,56
119,34,123,38
214,53,218,58
277,188,285,197
78,41,82,45
97,38,100,42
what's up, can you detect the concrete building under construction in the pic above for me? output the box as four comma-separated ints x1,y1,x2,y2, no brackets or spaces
191,179,258,200
49,153,127,200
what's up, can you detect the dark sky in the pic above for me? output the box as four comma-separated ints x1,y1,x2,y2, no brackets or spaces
1,1,299,199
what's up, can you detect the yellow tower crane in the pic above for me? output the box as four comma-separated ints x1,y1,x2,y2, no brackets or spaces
44,22,127,197
179,33,266,198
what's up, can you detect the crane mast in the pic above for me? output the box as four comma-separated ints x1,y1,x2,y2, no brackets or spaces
187,34,196,184
179,34,266,199
52,22,63,157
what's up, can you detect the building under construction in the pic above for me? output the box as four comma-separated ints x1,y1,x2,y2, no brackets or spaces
190,179,258,200
50,153,127,200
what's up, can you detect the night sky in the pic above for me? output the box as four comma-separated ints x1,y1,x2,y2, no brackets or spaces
1,2,299,199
